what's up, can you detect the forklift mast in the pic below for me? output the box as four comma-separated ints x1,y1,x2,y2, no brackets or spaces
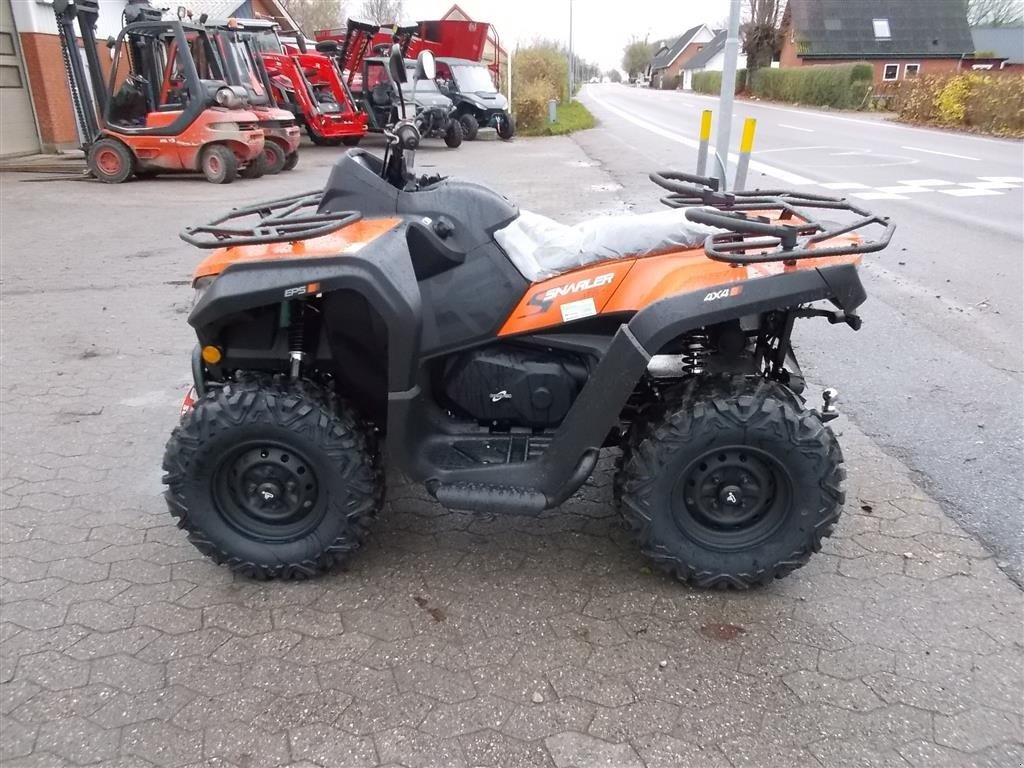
53,0,107,146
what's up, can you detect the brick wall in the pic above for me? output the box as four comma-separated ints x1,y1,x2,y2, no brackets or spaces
778,36,965,84
20,32,111,150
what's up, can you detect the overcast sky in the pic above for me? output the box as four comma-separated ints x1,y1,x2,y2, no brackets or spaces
398,0,735,73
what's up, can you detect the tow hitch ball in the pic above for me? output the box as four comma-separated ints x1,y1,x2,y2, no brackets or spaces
819,388,840,423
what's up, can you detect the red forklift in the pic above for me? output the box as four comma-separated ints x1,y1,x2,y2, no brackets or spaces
54,0,265,183
203,18,301,173
244,19,367,147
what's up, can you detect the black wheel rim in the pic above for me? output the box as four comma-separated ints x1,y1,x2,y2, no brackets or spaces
670,445,793,551
212,439,324,541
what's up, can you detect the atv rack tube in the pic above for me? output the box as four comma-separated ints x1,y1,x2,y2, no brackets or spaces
180,191,361,248
650,170,895,265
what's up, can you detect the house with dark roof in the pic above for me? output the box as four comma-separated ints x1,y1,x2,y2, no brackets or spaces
779,0,975,85
649,24,715,88
971,26,1024,70
681,29,748,90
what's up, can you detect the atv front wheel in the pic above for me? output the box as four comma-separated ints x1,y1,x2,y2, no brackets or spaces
88,138,135,184
201,145,238,184
618,377,844,589
162,380,382,579
496,113,515,140
444,119,464,148
459,113,479,141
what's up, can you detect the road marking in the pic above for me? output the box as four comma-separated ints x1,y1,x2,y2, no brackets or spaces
779,123,814,132
979,176,1024,183
961,181,1021,190
585,92,815,186
818,182,870,190
850,191,909,200
876,185,934,194
902,145,980,161
938,187,1003,197
831,150,870,156
898,179,955,186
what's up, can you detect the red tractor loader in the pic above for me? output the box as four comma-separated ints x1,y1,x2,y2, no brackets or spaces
245,19,367,147
55,0,264,183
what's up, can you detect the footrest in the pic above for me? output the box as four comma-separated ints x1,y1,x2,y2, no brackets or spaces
432,482,547,515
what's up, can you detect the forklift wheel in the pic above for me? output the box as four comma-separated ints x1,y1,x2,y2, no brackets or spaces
201,145,238,184
240,152,266,180
88,139,134,184
282,152,299,172
261,142,287,175
459,113,479,141
341,136,362,147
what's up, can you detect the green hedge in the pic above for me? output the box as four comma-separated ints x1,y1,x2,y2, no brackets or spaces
750,62,873,109
691,69,747,94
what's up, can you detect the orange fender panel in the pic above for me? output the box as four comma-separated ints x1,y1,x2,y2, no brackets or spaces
193,218,401,281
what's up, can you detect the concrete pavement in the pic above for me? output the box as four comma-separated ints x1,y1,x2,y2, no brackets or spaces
1,135,1022,767
581,84,1024,585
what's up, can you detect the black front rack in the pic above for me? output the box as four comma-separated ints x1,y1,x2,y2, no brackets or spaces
650,171,894,265
180,191,362,249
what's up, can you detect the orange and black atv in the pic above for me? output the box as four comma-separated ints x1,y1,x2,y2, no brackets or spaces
164,49,893,587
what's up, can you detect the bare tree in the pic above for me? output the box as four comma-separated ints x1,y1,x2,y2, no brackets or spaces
358,0,403,24
279,0,346,36
967,0,1024,26
743,0,786,72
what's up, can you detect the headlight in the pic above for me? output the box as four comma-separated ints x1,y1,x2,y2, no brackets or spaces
215,87,243,109
210,122,239,131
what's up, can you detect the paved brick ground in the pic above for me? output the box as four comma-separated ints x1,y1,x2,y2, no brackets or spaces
1,138,1022,767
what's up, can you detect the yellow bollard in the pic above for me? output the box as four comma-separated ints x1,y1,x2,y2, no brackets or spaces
696,110,713,176
734,117,757,190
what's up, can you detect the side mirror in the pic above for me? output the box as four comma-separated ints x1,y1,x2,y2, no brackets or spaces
415,49,435,81
315,40,338,54
388,44,407,84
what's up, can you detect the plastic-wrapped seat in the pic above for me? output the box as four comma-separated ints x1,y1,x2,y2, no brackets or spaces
494,209,719,282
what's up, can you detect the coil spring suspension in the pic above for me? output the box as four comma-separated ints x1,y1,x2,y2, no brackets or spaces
680,331,710,376
288,302,306,379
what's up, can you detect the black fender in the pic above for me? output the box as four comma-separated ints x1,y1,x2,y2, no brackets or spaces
628,263,866,353
189,227,423,391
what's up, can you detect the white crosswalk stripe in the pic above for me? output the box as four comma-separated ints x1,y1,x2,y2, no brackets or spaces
813,176,1021,200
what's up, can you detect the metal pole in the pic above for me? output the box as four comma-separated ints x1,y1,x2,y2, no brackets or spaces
715,0,742,186
734,117,757,191
696,109,712,176
568,0,574,100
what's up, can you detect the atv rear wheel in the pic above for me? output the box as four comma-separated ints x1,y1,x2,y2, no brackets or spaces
282,152,299,171
459,113,479,141
496,113,515,140
618,377,844,589
261,141,287,175
201,144,238,184
341,135,362,147
88,138,134,184
444,119,463,148
162,380,383,580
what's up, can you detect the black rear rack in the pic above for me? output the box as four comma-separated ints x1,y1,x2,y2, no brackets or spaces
180,191,361,249
650,170,894,264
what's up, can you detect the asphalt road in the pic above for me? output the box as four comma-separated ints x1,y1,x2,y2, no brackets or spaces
579,83,1024,583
